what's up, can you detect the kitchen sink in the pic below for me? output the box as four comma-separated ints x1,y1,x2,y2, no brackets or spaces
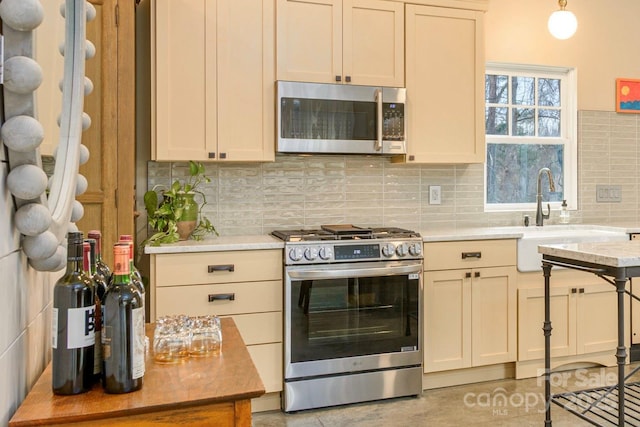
515,225,629,272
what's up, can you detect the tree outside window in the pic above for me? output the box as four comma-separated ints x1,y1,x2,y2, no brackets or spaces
485,64,577,211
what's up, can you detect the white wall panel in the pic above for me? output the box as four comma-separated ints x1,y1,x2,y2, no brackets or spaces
0,252,27,357
0,162,20,257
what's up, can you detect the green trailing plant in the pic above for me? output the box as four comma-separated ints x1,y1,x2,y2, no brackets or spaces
142,161,218,247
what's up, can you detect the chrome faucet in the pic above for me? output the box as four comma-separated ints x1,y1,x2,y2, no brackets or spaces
536,167,556,226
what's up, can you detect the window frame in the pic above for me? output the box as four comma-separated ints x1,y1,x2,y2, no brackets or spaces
484,62,577,213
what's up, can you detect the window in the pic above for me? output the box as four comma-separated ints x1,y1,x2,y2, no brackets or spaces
484,63,577,212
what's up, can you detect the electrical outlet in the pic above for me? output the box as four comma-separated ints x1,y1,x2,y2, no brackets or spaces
429,185,441,205
596,185,622,202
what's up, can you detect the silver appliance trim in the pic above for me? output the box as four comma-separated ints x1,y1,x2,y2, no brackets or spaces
284,366,423,412
277,80,407,155
287,260,422,280
284,259,422,380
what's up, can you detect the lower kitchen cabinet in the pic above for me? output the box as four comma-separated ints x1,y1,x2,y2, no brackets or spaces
518,281,619,361
149,249,283,409
423,240,517,373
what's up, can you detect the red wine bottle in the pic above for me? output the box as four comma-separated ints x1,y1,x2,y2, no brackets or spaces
102,244,144,393
85,238,108,382
118,236,145,320
88,230,111,281
52,232,96,395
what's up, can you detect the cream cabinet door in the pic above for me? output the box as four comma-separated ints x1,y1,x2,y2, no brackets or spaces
517,286,576,361
153,0,216,161
277,0,403,86
343,0,404,86
424,269,471,372
276,0,342,83
216,0,275,161
471,266,516,366
153,0,275,161
576,283,619,355
405,4,485,163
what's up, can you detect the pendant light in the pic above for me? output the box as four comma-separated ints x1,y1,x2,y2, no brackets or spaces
548,0,578,40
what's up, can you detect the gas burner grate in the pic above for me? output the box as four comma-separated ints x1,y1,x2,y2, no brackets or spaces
271,226,420,242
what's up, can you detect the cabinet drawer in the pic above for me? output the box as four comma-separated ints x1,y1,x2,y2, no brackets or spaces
155,280,283,318
424,239,516,271
225,312,282,346
154,250,282,287
248,343,282,393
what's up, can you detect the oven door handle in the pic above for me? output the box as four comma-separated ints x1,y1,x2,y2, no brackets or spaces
288,263,422,280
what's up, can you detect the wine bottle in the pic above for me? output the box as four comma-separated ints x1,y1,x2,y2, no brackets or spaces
52,232,96,395
85,238,108,382
118,236,145,323
102,244,144,393
88,230,111,281
118,236,148,360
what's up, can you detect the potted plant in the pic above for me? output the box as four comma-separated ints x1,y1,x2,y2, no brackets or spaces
142,161,218,246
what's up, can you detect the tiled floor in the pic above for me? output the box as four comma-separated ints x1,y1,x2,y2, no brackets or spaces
253,364,640,426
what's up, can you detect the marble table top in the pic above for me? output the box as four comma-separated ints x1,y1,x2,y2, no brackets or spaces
539,240,640,268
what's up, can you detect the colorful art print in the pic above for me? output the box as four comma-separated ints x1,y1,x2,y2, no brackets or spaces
616,78,640,113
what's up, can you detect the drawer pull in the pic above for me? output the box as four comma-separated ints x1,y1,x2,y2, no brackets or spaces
461,252,482,259
208,264,235,273
208,293,235,302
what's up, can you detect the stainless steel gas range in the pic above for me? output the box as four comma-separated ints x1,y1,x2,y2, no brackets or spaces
271,225,423,412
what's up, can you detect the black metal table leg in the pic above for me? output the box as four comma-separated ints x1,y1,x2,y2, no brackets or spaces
615,275,627,427
543,262,553,426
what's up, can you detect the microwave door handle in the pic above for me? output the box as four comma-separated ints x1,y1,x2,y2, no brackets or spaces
375,89,383,151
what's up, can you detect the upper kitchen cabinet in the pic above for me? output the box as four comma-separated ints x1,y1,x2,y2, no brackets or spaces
403,4,485,164
276,0,404,87
152,0,275,162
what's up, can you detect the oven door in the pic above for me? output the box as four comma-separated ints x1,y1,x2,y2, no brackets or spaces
284,260,422,380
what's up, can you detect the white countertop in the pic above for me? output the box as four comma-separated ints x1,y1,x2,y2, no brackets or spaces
143,224,640,255
420,223,640,242
539,240,640,268
144,234,284,254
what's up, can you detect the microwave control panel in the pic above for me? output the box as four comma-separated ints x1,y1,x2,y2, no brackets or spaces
382,103,405,141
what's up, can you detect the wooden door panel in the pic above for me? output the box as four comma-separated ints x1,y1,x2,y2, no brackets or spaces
75,0,134,267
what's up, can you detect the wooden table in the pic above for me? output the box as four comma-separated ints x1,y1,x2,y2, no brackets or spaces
9,318,265,426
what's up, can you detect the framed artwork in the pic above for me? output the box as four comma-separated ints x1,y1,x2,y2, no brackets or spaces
616,78,640,113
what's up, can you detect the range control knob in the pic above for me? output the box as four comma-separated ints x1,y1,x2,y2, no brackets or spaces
319,246,333,260
409,243,422,257
304,247,319,261
396,243,409,257
382,243,396,257
289,247,304,262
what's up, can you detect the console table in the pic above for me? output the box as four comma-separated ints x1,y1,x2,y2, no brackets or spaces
540,240,640,427
9,318,265,426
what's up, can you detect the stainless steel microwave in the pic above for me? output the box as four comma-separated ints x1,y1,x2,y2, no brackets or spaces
276,81,406,155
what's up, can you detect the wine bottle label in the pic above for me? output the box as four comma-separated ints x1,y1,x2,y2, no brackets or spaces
102,325,112,360
67,305,96,349
131,307,145,379
51,307,58,349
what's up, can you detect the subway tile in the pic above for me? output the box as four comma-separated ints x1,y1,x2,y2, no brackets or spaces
145,110,640,235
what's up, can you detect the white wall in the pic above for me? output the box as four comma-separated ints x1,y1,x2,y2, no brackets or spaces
0,158,57,426
485,0,640,111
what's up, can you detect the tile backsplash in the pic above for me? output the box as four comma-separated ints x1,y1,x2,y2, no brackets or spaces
147,111,640,235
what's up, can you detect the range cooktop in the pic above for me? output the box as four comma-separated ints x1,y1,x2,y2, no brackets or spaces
271,224,421,242
271,225,423,265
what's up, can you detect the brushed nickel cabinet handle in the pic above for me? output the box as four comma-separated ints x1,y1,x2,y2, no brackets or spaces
208,264,235,273
208,293,235,302
461,252,482,259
